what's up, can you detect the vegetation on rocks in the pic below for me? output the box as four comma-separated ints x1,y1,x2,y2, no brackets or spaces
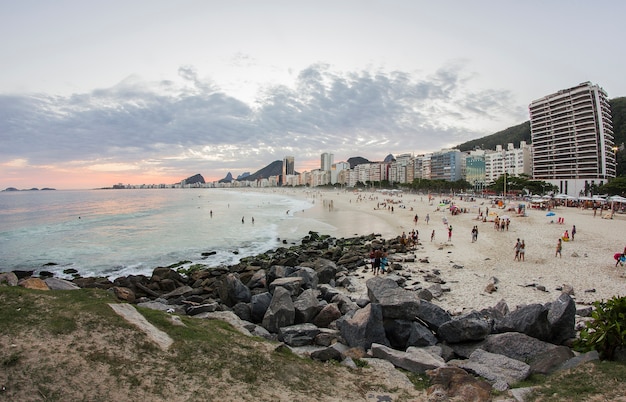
574,295,626,360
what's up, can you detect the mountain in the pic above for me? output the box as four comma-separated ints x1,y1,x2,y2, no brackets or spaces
239,160,284,181
347,156,372,169
237,172,250,180
457,97,626,152
183,174,205,185
457,121,531,152
219,172,233,183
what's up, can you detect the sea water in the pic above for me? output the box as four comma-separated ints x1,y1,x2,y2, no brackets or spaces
0,188,335,279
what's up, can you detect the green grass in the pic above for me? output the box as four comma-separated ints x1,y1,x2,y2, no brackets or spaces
522,360,626,401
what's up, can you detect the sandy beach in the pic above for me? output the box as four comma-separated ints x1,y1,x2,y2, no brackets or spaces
286,188,626,313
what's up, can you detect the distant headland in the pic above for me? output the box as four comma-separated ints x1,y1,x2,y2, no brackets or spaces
2,187,56,192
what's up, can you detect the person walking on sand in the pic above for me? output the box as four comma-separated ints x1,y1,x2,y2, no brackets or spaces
425,214,430,225
555,238,562,258
431,229,435,242
571,225,576,241
514,238,521,261
519,240,525,261
447,225,453,242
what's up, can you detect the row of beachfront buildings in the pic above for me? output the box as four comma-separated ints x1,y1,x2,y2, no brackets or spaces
189,82,616,197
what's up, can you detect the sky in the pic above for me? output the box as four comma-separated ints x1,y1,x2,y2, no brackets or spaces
1,1,625,190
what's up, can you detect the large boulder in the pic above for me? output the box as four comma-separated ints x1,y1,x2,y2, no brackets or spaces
449,349,531,390
312,303,342,328
337,303,389,349
217,273,251,307
371,343,446,373
18,277,50,291
44,277,80,290
496,303,551,341
437,317,491,344
547,293,576,344
288,267,318,290
384,319,437,350
266,265,298,285
293,289,322,324
246,269,267,290
480,332,564,362
250,292,272,323
279,323,321,347
301,258,337,284
262,286,295,333
0,272,19,286
269,277,304,297
366,276,421,320
415,300,452,331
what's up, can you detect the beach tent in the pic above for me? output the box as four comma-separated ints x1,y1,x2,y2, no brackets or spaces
608,195,626,203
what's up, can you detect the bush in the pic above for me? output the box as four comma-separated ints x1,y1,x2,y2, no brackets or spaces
574,296,626,360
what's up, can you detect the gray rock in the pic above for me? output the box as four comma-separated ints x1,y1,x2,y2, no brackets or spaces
437,317,491,343
481,332,561,362
497,303,551,341
366,276,421,320
337,303,389,349
250,292,272,323
0,272,19,286
279,323,321,347
547,293,576,344
193,311,253,337
559,350,599,371
302,258,337,285
293,288,322,324
44,277,81,290
137,300,176,312
161,285,194,299
415,300,452,331
314,328,342,346
246,269,266,289
449,349,531,389
262,286,295,333
370,343,445,373
217,273,251,307
269,277,304,297
528,346,575,375
384,319,437,350
288,266,319,290
185,302,219,316
330,293,360,315
313,303,342,328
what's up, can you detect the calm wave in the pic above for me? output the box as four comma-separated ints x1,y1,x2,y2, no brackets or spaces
0,189,335,279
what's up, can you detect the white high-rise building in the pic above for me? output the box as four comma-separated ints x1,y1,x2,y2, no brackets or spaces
320,152,334,172
529,82,615,196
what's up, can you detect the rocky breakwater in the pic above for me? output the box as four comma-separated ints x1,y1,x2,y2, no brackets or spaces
2,231,599,400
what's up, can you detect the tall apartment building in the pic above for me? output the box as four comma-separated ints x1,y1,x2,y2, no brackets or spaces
430,149,463,181
530,82,615,196
282,156,295,186
484,142,532,183
320,152,334,172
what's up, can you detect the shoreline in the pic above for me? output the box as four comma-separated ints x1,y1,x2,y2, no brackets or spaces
276,188,626,312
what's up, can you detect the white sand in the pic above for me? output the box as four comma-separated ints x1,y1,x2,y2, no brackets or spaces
288,188,626,313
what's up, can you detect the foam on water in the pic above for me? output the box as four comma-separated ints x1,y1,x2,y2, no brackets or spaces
0,188,327,279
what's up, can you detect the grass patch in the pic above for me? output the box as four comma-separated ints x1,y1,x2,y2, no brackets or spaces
525,360,626,401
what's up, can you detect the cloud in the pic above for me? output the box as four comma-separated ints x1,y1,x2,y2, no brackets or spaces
0,63,526,183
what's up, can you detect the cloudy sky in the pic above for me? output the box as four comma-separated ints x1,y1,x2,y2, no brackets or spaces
1,1,625,189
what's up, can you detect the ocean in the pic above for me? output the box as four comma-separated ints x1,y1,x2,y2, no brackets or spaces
0,188,336,280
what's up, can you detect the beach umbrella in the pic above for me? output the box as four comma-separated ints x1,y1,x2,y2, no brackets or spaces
546,212,555,216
